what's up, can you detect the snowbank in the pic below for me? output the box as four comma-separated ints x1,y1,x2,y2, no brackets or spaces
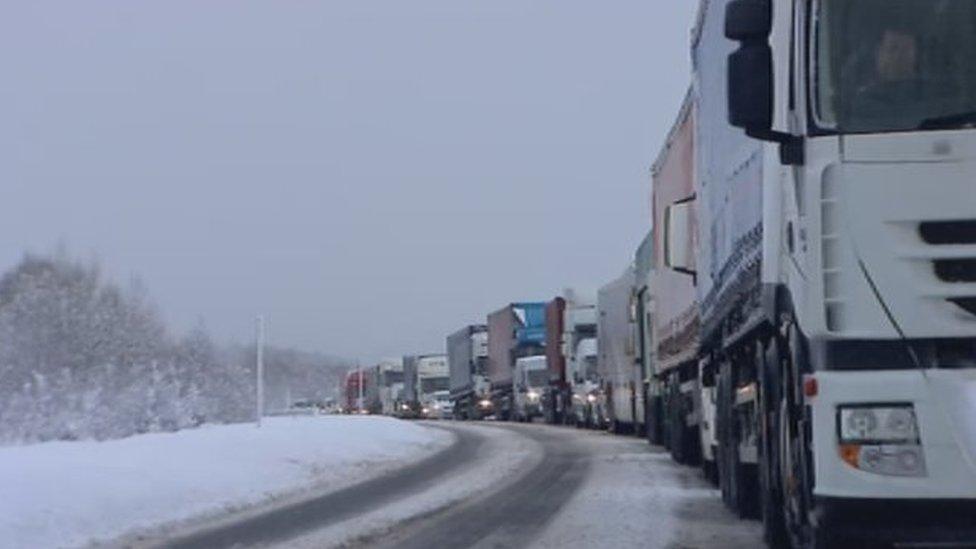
0,416,451,549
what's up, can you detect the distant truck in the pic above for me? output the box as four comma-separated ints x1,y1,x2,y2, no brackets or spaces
447,325,492,420
402,354,449,419
487,302,547,421
598,266,641,434
633,230,658,443
375,358,405,416
567,337,602,427
513,355,547,422
420,390,454,420
343,369,371,414
544,290,597,425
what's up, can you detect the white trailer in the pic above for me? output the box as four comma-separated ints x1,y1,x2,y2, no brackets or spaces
654,1,976,546
376,358,404,416
598,266,640,434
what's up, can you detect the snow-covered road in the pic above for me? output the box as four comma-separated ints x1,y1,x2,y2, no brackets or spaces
159,422,762,548
360,423,763,549
0,416,452,549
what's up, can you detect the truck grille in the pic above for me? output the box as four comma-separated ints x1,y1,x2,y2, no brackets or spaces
916,222,976,317
949,298,976,317
934,259,976,283
919,220,976,245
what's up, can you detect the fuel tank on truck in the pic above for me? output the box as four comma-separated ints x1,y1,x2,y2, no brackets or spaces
652,93,701,375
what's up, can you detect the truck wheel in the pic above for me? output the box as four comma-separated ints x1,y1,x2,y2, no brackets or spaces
669,379,688,464
760,340,789,548
716,359,736,509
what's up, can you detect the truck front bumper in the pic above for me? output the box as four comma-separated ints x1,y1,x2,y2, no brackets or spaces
814,497,976,545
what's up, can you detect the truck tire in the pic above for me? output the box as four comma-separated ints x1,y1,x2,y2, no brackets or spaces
717,358,749,514
669,378,689,464
647,394,662,446
760,340,789,548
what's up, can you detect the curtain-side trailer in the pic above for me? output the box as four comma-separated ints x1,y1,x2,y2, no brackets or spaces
651,93,702,465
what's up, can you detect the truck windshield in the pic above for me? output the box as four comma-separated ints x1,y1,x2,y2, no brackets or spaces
584,357,598,381
814,0,976,133
527,369,548,387
421,377,449,393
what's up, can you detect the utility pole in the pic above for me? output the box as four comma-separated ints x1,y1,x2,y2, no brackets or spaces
358,361,364,414
256,315,265,427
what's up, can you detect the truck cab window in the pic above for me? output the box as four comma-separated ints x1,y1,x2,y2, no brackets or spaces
814,0,976,133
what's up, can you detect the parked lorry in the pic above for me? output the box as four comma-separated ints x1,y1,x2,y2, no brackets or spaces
634,230,658,443
343,369,370,414
487,302,547,421
375,358,405,416
598,266,641,434
402,354,449,419
651,1,976,546
567,336,602,428
447,325,493,420
420,390,454,420
544,290,598,425
513,355,548,422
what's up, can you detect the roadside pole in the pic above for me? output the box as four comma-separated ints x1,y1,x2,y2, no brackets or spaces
358,361,364,413
256,315,265,427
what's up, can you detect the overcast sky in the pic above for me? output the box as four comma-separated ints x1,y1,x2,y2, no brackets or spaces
1,1,697,363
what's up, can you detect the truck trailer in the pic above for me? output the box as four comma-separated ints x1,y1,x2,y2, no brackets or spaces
597,267,641,434
652,1,976,546
447,325,492,420
487,302,547,421
375,358,405,416
634,230,658,443
343,369,370,414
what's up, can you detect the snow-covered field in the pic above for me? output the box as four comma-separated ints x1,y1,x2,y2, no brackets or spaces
0,416,452,549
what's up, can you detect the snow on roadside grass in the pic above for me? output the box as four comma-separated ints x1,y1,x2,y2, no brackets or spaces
0,416,452,549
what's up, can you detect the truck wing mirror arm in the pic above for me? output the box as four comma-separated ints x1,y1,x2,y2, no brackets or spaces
746,128,805,166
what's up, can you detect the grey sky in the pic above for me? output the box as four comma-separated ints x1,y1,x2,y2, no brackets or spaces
1,1,697,363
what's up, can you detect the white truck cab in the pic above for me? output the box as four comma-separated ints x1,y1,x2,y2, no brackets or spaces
568,338,604,429
714,0,976,545
513,356,548,423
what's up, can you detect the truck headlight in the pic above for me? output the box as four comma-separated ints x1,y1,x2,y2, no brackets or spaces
837,404,926,477
478,399,492,408
587,394,597,403
527,391,540,401
838,405,919,444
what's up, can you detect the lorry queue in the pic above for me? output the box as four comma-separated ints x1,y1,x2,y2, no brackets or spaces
342,0,976,547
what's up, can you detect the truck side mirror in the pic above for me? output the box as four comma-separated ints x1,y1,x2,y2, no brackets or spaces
728,44,773,132
664,199,696,281
725,0,804,165
725,0,773,134
725,0,771,41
